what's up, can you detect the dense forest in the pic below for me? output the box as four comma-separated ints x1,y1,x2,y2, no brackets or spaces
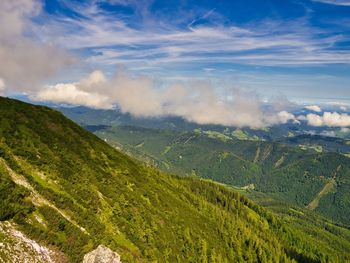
1,97,350,262
87,125,350,226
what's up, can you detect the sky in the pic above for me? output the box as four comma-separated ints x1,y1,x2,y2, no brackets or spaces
1,0,350,127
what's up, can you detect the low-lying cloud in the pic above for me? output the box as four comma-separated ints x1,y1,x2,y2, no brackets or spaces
305,105,322,112
299,112,350,127
34,70,350,128
33,70,298,128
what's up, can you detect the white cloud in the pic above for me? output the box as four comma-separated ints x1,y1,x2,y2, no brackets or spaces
305,105,322,112
0,0,39,38
0,0,73,92
33,70,297,128
35,2,350,68
276,111,299,124
304,113,324,126
33,70,112,109
312,0,350,6
304,112,350,127
34,83,112,109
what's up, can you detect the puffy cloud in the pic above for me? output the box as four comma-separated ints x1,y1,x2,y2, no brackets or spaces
304,113,325,126
34,83,112,109
110,72,164,117
303,112,350,127
0,0,73,92
305,105,322,112
165,85,268,128
34,70,112,109
33,70,297,128
33,70,167,115
276,111,299,124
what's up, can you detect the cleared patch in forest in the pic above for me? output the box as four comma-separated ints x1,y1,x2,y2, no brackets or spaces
274,155,285,168
307,179,337,210
261,144,273,162
253,147,260,163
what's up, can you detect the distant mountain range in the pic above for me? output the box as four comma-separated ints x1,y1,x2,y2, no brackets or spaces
59,106,350,226
58,105,350,141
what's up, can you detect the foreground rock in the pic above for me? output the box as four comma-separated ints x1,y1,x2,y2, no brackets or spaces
83,245,122,263
0,221,56,263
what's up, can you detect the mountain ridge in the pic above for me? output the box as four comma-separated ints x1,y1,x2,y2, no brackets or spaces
86,124,350,226
1,97,350,262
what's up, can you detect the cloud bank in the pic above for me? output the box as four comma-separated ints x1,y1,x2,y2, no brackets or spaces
300,112,350,127
34,69,350,128
33,70,297,128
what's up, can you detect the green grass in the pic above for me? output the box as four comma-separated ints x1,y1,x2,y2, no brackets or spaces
231,129,259,141
204,130,232,142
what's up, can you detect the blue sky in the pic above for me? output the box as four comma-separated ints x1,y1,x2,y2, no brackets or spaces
1,0,350,128
32,0,350,103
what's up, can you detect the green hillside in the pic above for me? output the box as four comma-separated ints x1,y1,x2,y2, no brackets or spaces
90,125,350,226
1,97,350,262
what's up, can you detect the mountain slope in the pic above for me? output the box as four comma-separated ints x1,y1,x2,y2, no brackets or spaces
89,125,350,226
1,97,350,262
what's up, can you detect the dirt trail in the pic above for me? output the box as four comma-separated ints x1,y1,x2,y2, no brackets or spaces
1,159,89,235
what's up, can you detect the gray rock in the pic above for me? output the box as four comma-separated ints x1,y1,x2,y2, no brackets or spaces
82,245,121,263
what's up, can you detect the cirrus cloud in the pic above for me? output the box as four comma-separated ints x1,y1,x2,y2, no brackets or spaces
312,0,350,6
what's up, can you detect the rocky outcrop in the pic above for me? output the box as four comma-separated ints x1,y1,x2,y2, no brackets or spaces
83,245,122,263
0,221,56,263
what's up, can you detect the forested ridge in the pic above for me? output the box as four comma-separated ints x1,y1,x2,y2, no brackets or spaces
1,97,350,262
90,125,350,225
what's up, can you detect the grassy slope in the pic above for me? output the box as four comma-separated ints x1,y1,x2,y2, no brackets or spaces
92,125,350,226
0,97,350,262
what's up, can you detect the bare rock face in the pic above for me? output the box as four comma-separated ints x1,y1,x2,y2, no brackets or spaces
82,245,122,263
0,221,57,263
